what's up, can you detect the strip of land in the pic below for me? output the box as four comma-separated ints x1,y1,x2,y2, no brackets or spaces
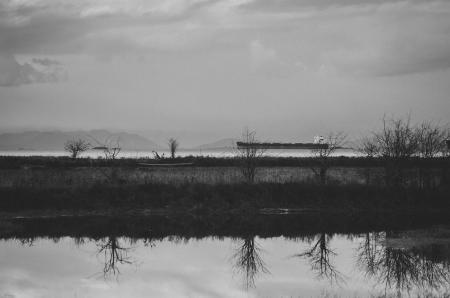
0,156,448,215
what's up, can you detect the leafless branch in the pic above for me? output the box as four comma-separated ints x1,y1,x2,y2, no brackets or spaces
64,138,90,158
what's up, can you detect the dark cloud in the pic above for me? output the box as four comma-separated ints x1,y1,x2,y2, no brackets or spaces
1,0,450,77
239,0,425,12
32,58,61,66
0,54,66,87
0,1,220,56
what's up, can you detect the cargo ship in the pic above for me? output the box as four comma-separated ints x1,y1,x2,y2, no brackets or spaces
236,142,329,149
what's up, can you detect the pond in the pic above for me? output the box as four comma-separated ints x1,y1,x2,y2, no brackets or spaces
0,215,449,297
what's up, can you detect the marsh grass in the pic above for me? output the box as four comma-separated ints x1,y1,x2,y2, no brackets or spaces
0,156,448,213
0,165,444,188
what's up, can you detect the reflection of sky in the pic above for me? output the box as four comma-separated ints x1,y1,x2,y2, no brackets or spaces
0,236,444,297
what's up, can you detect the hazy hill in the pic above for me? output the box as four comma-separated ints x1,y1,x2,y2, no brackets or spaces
0,130,162,150
193,138,237,150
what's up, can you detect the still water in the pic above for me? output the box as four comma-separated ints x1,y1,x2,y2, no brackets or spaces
1,226,449,297
0,148,360,158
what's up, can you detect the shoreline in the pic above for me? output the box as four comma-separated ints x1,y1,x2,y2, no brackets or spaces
1,155,449,168
1,210,450,241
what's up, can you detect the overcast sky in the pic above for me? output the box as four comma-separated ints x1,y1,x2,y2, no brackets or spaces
1,0,450,141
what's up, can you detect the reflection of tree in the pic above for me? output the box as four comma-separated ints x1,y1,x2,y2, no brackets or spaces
377,248,420,292
232,236,269,289
417,247,450,290
356,232,384,276
294,233,345,284
357,233,450,294
96,236,133,278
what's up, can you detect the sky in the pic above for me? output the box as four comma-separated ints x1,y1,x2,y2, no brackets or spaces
1,0,450,142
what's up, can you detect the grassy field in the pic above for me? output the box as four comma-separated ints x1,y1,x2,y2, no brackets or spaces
0,166,389,187
0,156,448,186
0,156,448,214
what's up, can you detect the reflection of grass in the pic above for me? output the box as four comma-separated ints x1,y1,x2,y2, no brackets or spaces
387,226,450,244
387,236,450,250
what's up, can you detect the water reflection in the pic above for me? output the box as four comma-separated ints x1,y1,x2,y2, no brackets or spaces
357,232,450,295
96,236,134,278
232,236,269,289
293,233,345,284
2,225,450,297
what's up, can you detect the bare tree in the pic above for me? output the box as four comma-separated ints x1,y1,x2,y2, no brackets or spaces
88,135,122,183
356,136,380,185
102,138,121,160
370,115,419,187
311,132,347,184
374,115,418,159
168,138,179,159
64,138,90,158
414,121,448,188
415,121,447,158
236,128,265,183
358,136,380,158
88,135,121,160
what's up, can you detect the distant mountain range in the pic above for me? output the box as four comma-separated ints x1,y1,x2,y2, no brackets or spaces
193,138,237,150
0,130,243,151
0,130,162,151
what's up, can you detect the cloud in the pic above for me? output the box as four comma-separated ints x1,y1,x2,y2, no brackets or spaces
248,39,297,77
0,54,67,86
32,57,61,66
240,0,435,12
1,0,450,77
318,1,450,76
0,0,227,55
241,0,450,76
249,40,277,66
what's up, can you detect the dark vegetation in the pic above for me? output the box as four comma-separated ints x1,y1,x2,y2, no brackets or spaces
0,115,449,213
0,181,448,213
